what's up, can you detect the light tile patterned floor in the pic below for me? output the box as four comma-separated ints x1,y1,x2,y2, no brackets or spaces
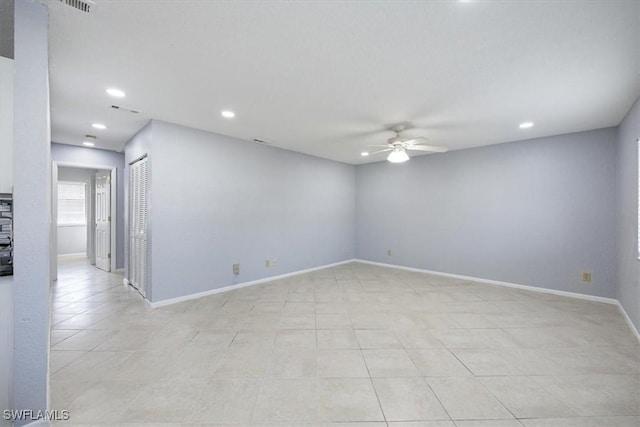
50,256,640,426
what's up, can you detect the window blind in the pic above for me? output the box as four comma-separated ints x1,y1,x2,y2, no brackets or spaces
58,181,86,226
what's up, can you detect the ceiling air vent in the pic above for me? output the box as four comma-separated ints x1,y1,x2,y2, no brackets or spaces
56,0,95,13
111,105,140,114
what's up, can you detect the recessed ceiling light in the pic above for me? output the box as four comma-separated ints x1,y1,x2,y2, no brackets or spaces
92,123,106,130
221,110,235,118
106,88,126,98
83,141,95,147
361,152,369,157
519,121,534,129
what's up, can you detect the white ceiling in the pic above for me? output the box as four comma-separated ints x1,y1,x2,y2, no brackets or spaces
47,0,640,165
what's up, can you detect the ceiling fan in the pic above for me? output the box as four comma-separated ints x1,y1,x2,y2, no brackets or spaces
369,125,448,163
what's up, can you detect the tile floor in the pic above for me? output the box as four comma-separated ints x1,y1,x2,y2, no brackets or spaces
50,256,639,426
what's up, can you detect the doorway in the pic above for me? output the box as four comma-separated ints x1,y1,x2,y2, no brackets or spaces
51,162,117,280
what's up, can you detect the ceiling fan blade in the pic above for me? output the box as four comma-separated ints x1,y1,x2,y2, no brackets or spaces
368,145,392,148
403,137,430,145
405,145,448,153
369,148,392,155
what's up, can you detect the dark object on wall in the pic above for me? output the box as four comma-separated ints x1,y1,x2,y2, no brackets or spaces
0,193,12,276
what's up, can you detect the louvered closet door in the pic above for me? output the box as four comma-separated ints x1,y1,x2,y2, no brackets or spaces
129,157,148,297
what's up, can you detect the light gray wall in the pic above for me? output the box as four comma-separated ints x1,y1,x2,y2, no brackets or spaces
57,226,86,255
12,0,50,422
0,57,13,193
51,143,125,268
56,167,96,256
616,96,640,333
58,165,96,182
0,276,12,427
356,127,617,298
139,120,355,302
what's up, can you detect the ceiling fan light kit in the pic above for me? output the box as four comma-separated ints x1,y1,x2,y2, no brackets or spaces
387,149,410,163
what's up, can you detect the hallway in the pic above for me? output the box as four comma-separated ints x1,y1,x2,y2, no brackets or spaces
50,256,148,420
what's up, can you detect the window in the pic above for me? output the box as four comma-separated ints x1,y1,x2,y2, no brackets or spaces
58,181,86,226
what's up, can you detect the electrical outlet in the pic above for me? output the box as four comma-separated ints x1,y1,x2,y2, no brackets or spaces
387,249,392,256
265,260,270,268
233,263,240,275
582,272,591,283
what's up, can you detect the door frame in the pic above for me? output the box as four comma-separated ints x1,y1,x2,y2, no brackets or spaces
51,161,118,280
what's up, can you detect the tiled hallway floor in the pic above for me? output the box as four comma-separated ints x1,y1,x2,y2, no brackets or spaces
50,256,639,426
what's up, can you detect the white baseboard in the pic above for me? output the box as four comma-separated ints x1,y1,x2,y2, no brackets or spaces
148,259,356,309
141,257,640,344
616,301,640,344
356,259,640,344
115,268,124,274
355,259,619,305
56,253,87,258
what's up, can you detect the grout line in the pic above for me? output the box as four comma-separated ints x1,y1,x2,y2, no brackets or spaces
446,347,476,377
527,375,588,417
361,351,388,424
424,380,454,423
472,376,520,421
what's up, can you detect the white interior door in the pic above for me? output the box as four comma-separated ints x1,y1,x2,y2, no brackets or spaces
129,157,148,297
95,172,111,272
